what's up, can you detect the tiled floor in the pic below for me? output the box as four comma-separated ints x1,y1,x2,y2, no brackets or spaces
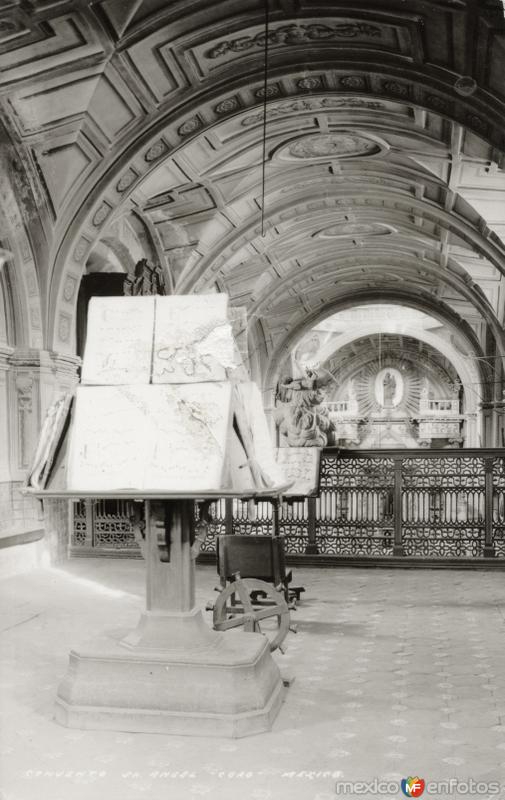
1,559,505,800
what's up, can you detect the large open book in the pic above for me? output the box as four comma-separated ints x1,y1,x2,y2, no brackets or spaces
67,383,232,492
81,295,245,385
66,382,286,494
81,297,155,384
25,392,73,490
28,294,287,496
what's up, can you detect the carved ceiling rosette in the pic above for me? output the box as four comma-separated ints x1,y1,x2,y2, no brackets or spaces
274,132,386,162
315,223,394,239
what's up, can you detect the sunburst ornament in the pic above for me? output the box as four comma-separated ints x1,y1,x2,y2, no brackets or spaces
354,357,421,417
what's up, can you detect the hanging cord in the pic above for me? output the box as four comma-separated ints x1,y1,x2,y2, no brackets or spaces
378,331,382,446
261,0,270,237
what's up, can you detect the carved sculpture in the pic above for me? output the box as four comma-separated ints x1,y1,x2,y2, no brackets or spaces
275,368,334,446
383,371,396,408
124,259,166,296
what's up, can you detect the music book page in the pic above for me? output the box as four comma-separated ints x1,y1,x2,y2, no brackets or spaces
235,382,286,490
26,391,73,489
276,447,321,496
81,297,155,385
152,295,239,383
67,383,232,492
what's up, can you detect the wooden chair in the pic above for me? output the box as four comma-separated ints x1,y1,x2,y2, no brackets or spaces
216,534,304,606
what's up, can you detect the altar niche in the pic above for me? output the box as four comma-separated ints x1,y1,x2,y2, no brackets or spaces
28,293,289,737
375,367,403,409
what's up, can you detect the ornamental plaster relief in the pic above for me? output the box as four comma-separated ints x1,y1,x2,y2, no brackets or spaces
0,186,42,350
200,19,405,64
274,132,385,162
14,373,34,470
0,0,502,365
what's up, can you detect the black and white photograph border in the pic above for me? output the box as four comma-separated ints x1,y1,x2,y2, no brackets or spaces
2,0,505,798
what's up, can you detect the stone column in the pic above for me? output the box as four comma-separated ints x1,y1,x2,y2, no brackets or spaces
0,346,14,534
38,351,80,563
480,403,503,447
4,350,40,535
6,348,79,560
464,412,479,447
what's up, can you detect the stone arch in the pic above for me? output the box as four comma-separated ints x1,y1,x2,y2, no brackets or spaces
264,291,491,405
46,57,505,352
251,252,505,378
312,321,480,410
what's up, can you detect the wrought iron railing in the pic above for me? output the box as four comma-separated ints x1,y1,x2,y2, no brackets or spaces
72,498,139,553
70,448,505,561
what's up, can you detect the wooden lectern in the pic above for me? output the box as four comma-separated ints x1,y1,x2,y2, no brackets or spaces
27,295,290,737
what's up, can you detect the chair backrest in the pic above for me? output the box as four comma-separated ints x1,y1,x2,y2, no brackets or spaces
217,535,286,584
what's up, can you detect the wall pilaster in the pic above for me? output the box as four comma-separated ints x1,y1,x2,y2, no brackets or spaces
1,347,80,564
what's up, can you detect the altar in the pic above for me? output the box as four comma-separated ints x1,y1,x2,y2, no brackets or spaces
326,368,464,449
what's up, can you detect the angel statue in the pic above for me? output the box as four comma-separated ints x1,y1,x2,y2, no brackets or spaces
274,368,334,447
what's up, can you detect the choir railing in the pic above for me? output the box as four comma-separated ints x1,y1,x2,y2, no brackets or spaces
70,448,505,561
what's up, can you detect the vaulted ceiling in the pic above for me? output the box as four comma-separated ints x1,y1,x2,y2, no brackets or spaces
287,304,486,410
1,0,505,398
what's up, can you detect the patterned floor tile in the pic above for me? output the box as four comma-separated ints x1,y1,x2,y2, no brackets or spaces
2,562,505,799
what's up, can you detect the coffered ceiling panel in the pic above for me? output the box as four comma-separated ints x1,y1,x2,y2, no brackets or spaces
1,0,505,363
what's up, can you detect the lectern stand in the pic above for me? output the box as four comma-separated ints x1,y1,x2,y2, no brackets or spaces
28,294,289,737
55,496,284,738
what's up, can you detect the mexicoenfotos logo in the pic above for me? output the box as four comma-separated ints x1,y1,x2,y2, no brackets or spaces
401,776,425,797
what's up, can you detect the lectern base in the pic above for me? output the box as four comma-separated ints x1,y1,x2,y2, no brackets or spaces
55,621,284,738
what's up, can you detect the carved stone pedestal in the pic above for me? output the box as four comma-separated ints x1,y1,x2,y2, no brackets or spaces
55,499,285,737
55,623,283,738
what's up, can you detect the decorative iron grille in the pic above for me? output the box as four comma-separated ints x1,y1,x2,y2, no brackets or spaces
279,499,309,554
199,499,227,554
315,454,395,556
93,499,138,549
492,457,505,557
70,498,138,553
72,500,87,546
401,456,486,557
70,448,505,561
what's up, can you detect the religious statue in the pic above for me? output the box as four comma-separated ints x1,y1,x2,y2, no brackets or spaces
274,368,334,446
383,371,396,408
124,259,166,296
